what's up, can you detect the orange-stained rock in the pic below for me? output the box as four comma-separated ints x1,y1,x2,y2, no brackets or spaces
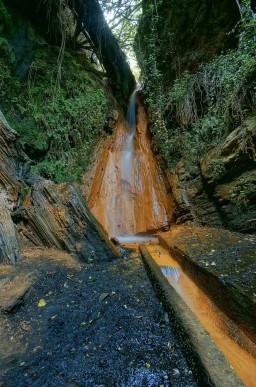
87,96,173,237
23,190,32,206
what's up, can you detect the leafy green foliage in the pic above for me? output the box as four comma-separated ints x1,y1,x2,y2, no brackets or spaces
0,38,21,108
135,0,256,167
25,48,108,153
0,38,109,183
100,0,141,51
229,179,255,208
204,158,226,181
31,141,94,183
164,47,256,163
135,8,172,160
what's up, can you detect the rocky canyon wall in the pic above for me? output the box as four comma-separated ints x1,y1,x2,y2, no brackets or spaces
169,119,256,232
135,0,256,233
0,111,118,264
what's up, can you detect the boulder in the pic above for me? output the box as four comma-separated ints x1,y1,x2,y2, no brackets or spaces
201,118,256,184
170,119,256,232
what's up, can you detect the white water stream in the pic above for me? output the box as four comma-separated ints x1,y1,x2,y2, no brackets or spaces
119,88,138,184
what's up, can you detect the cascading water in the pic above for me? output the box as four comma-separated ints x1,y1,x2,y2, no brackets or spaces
119,88,137,188
107,87,139,236
87,87,172,238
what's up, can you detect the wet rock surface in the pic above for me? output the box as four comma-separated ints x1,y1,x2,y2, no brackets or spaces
0,249,198,387
158,226,256,343
140,244,247,387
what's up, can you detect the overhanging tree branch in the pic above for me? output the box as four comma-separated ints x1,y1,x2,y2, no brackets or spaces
67,0,135,104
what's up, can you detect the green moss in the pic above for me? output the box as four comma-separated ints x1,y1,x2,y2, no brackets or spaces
0,30,110,183
0,0,112,183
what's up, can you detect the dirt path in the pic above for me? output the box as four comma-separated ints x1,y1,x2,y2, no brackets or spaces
0,248,197,386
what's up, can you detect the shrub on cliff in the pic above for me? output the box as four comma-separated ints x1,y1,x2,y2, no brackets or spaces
135,0,256,166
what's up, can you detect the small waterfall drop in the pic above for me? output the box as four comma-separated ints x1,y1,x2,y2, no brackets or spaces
87,87,172,238
119,88,137,184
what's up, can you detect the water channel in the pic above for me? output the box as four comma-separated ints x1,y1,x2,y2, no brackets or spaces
147,244,256,386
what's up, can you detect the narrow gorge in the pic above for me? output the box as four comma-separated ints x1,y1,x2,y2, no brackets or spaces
0,0,256,386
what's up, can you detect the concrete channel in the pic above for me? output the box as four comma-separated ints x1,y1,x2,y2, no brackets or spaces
139,244,249,387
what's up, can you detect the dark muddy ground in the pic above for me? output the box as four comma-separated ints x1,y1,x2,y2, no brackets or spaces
0,248,198,387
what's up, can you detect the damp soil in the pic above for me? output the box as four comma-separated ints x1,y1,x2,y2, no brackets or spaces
0,248,198,387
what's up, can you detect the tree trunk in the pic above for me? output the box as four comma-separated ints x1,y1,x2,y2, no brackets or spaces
68,0,135,104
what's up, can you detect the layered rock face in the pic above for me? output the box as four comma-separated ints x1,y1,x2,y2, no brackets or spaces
169,161,223,227
0,111,118,264
201,119,256,232
170,120,256,232
14,180,118,261
0,111,23,264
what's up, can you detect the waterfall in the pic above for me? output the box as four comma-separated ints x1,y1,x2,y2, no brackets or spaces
88,87,172,239
119,88,137,184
